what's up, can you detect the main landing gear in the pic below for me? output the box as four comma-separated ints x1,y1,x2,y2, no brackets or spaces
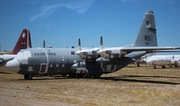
162,65,166,69
68,74,101,79
24,74,33,80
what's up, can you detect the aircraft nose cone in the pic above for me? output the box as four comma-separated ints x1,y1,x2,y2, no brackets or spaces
6,60,20,72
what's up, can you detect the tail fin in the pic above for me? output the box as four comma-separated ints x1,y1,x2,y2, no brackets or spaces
12,29,32,54
133,10,157,46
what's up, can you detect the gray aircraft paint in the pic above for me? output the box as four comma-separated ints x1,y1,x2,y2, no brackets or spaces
6,10,179,79
17,48,128,75
133,10,157,46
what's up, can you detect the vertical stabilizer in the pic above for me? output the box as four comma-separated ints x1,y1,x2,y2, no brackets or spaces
133,10,157,46
12,29,32,54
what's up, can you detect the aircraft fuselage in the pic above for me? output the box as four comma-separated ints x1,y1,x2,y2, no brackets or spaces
7,48,136,78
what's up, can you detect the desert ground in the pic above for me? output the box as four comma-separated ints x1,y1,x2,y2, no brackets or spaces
0,65,180,106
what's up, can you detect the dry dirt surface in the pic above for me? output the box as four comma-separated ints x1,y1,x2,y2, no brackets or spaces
0,65,180,106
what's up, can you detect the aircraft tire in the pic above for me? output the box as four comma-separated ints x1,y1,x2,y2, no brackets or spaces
153,66,156,69
68,74,76,78
92,75,100,79
162,65,166,69
24,74,32,80
84,75,92,78
77,74,84,78
62,74,67,77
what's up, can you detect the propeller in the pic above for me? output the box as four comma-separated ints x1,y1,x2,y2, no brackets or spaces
100,36,103,51
43,40,46,48
76,38,83,59
171,55,176,64
76,38,87,59
171,55,180,67
78,38,81,52
99,36,104,71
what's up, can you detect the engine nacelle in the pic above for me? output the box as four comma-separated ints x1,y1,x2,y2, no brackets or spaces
97,48,127,59
71,62,87,74
96,57,134,65
0,58,5,66
76,48,99,60
171,59,180,67
177,60,180,67
0,54,16,66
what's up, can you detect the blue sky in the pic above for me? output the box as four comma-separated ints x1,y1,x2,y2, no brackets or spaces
0,0,180,54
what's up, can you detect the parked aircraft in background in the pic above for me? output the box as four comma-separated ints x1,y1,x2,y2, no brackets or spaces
135,53,155,66
146,55,180,69
0,29,32,67
6,10,180,80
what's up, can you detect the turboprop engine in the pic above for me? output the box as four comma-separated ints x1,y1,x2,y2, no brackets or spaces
97,48,127,59
71,62,87,74
171,59,180,67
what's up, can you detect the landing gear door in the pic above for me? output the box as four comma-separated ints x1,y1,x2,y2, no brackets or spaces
39,63,48,74
105,65,117,72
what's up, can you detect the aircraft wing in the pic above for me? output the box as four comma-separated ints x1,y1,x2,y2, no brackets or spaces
76,36,180,60
147,49,180,52
97,46,180,59
0,54,16,66
120,47,180,52
76,48,100,59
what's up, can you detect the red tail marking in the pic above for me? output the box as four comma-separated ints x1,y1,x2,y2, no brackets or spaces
11,29,32,54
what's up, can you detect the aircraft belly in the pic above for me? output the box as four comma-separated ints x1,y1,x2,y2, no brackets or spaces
103,64,127,73
95,57,133,73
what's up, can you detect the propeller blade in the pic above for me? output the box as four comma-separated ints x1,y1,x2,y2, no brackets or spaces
100,36,103,50
78,38,81,51
100,36,104,70
43,40,45,48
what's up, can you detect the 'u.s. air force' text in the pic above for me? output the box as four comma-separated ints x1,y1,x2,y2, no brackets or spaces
34,53,56,56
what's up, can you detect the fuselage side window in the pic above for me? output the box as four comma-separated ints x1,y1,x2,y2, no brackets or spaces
71,51,75,55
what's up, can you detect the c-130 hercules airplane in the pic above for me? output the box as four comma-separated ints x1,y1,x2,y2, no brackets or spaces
6,10,180,80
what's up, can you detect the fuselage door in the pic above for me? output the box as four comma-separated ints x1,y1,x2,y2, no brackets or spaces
39,63,48,74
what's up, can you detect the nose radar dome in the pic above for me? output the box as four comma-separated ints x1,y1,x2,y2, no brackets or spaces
6,60,20,72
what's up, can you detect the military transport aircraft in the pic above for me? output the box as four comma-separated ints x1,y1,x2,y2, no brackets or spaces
146,55,180,69
0,29,32,67
6,10,180,80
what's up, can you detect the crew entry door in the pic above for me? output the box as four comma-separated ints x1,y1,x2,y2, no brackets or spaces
39,63,48,74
